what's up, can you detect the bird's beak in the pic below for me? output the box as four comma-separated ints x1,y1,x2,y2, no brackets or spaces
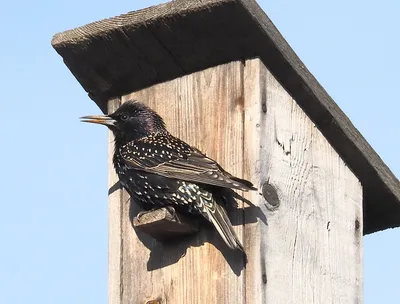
80,115,116,127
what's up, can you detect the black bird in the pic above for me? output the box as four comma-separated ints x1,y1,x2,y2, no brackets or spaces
81,100,256,251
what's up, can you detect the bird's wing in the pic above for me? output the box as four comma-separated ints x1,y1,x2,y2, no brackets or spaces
120,136,256,191
150,151,256,191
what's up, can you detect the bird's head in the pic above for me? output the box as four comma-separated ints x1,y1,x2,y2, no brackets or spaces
80,100,166,140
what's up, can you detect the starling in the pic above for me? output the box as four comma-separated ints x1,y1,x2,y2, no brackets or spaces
81,100,256,251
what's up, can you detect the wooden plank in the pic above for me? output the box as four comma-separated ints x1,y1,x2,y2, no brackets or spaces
107,97,122,304
243,58,363,304
117,61,245,304
51,0,399,234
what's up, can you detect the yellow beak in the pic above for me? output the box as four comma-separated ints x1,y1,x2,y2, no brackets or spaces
79,115,116,127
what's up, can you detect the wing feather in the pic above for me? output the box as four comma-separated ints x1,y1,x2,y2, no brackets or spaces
119,134,256,191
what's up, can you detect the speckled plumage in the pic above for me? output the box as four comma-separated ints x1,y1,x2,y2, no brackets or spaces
81,100,257,251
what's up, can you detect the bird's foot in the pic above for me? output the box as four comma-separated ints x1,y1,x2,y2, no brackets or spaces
164,206,177,220
136,209,153,220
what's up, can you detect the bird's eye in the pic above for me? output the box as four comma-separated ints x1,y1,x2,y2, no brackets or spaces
121,114,129,121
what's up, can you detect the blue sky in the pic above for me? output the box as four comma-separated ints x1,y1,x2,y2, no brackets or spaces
0,0,398,303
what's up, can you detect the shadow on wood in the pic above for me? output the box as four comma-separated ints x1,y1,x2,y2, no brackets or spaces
127,189,267,275
219,188,268,227
108,181,121,196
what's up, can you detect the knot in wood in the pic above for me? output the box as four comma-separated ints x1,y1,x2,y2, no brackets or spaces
355,219,361,231
262,182,280,209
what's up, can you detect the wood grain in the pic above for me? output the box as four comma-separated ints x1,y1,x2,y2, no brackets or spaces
243,59,363,304
118,61,246,304
52,0,399,234
107,97,122,304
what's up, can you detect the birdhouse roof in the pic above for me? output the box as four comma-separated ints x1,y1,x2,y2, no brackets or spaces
52,0,399,234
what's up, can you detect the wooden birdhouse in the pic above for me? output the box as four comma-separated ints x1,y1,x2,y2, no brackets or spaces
52,0,400,303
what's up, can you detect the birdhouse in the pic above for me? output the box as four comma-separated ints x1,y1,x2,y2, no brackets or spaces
52,0,400,303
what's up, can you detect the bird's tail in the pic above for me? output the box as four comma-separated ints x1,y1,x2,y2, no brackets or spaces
205,201,244,252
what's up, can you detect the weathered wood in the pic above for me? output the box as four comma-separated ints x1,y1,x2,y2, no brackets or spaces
243,59,363,303
117,61,246,304
107,97,122,304
52,0,399,235
133,207,200,241
107,59,363,304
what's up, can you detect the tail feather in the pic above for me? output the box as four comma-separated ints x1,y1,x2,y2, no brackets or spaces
205,202,244,252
